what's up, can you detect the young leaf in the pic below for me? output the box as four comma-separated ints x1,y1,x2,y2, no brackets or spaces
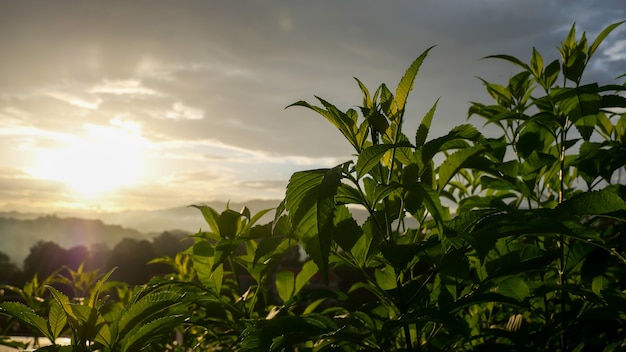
396,46,435,114
191,204,221,235
588,21,625,60
530,47,544,78
415,99,439,147
355,77,372,108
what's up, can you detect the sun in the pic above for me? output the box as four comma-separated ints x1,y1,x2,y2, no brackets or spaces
30,120,145,199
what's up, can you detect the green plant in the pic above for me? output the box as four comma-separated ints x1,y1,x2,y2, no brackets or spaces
462,21,626,351
235,46,488,350
233,21,626,351
0,267,188,351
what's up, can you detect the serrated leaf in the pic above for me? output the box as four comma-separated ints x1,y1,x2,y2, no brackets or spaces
121,314,186,352
556,188,626,217
396,46,435,113
285,165,344,282
356,141,412,179
415,99,439,147
117,291,184,340
48,300,67,341
498,276,530,301
438,145,486,191
0,301,53,341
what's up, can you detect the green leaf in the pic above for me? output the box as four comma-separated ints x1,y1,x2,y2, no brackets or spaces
497,276,530,301
415,99,439,147
285,165,343,282
374,265,397,291
588,21,625,59
356,142,411,179
396,46,435,113
219,208,242,238
437,145,486,191
355,77,372,108
542,59,560,88
117,291,184,340
239,316,336,352
47,286,79,331
254,236,287,265
422,124,482,163
484,54,530,71
192,239,224,292
275,270,295,303
404,182,446,236
48,300,67,341
530,47,544,78
191,204,221,235
0,301,54,341
556,188,626,217
295,260,319,296
121,314,186,352
88,267,116,309
288,98,360,151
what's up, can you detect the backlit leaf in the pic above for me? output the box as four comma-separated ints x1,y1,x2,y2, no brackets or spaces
396,46,435,113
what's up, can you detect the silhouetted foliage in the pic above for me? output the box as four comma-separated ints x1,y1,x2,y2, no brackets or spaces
0,252,19,285
22,241,66,281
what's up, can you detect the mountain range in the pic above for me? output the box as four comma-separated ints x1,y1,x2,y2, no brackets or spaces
0,199,282,266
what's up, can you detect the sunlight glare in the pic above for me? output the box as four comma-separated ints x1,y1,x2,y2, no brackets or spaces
31,120,145,198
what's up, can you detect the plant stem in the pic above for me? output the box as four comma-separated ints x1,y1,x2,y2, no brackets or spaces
396,274,413,350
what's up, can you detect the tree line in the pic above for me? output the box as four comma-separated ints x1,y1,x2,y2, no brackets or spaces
0,231,192,288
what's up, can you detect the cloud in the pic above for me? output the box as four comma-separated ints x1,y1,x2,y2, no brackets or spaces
89,79,158,96
46,91,101,110
604,39,626,61
0,0,624,214
163,102,204,120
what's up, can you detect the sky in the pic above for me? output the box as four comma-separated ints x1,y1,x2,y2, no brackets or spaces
0,0,624,215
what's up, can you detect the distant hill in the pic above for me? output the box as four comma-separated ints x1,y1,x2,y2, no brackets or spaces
0,199,376,267
0,215,150,266
0,199,282,266
96,199,282,234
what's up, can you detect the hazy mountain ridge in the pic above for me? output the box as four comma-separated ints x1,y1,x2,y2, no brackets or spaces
0,199,283,265
0,215,148,266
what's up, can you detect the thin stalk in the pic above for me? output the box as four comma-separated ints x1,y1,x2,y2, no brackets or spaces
557,125,567,352
395,274,413,350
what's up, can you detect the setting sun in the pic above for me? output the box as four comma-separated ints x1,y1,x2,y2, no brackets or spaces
29,119,145,199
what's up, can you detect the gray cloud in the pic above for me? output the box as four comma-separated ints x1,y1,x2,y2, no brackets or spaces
0,0,624,212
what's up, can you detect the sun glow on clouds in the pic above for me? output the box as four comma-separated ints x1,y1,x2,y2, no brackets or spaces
164,102,204,120
89,79,157,96
28,118,146,199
